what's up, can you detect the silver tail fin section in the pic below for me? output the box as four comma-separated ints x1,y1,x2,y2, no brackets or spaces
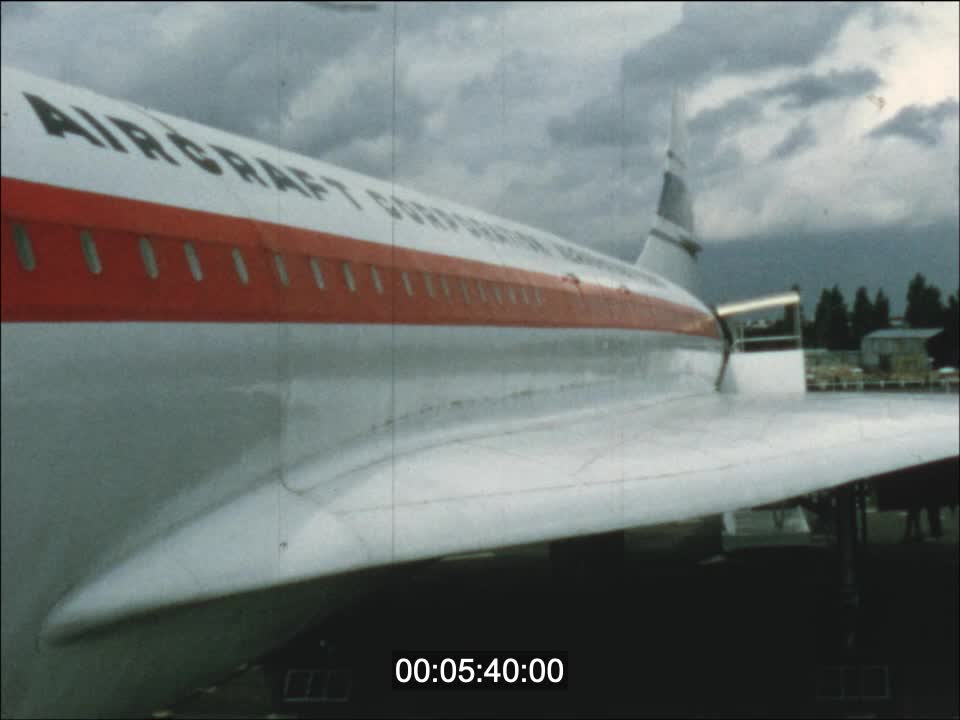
637,90,702,294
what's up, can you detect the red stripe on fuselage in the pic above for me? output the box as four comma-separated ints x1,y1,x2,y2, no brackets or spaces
1,177,720,338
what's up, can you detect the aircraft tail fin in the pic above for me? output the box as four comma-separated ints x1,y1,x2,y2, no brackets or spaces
636,90,702,294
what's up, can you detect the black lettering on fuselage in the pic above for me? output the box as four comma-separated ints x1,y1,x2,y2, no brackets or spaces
366,189,402,219
505,227,540,255
432,207,460,232
73,107,126,152
451,212,481,237
321,177,363,211
257,158,309,197
474,221,496,240
108,117,179,165
392,197,424,224
168,133,221,175
411,202,446,231
520,232,549,256
556,245,582,264
23,93,104,148
210,146,267,186
489,224,513,245
288,167,329,201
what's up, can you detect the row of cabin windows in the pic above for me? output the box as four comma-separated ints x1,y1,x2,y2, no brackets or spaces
11,223,548,307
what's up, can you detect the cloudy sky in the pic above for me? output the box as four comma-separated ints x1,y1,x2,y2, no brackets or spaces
2,1,958,313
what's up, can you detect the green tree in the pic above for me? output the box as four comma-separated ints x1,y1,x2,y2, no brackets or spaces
850,286,873,347
813,286,851,350
829,286,851,349
802,317,816,348
872,289,890,332
905,273,944,328
932,290,959,368
813,288,833,349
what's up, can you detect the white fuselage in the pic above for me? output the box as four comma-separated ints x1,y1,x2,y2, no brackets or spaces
1,65,722,716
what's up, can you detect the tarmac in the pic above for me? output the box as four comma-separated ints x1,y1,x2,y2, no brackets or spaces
168,508,959,718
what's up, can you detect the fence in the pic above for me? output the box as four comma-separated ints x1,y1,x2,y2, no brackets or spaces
808,377,960,393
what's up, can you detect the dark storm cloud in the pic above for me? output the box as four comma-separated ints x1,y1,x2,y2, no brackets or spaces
547,96,624,148
700,219,960,315
549,2,861,150
0,1,38,21
687,68,881,141
768,120,817,160
451,48,559,171
288,72,427,160
127,4,391,138
622,2,861,88
867,98,960,146
701,144,745,176
689,97,762,135
456,48,552,108
757,68,882,109
398,1,504,32
546,86,662,152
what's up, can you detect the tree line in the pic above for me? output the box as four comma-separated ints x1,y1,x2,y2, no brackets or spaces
763,274,959,367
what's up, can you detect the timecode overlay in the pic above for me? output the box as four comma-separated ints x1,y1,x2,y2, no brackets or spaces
393,651,569,691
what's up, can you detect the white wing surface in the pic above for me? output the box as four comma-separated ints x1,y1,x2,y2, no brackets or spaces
44,391,958,642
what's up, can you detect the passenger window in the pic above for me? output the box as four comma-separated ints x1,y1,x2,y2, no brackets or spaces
423,272,435,298
401,271,414,296
459,278,471,304
520,286,530,304
309,257,325,289
232,248,250,285
476,280,487,303
273,253,290,287
371,265,384,294
13,224,36,271
139,237,159,279
440,275,452,300
507,286,517,304
80,230,102,275
493,285,503,304
342,262,357,292
183,241,202,281
534,287,544,305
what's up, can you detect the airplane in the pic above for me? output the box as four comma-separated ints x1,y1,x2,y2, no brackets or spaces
1,63,957,717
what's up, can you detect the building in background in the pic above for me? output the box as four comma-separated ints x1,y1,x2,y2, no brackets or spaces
861,328,942,374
